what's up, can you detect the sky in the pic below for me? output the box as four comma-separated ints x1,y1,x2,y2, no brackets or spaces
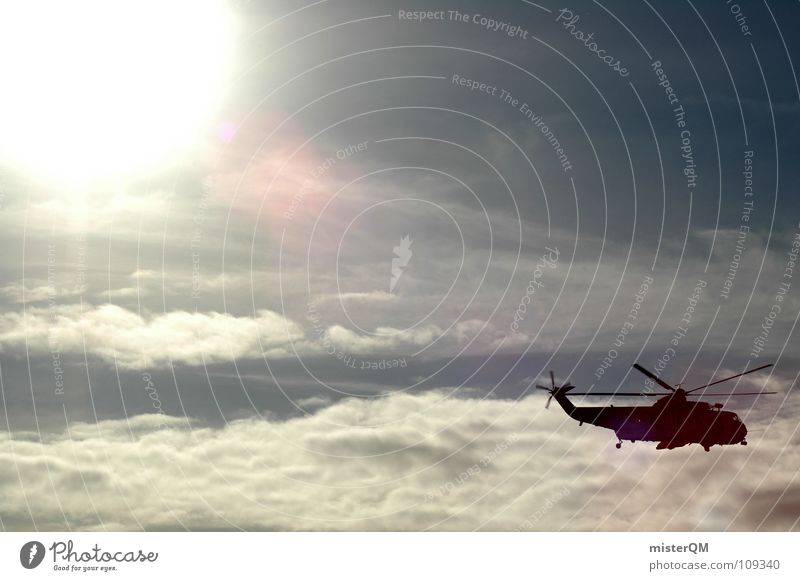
0,0,799,531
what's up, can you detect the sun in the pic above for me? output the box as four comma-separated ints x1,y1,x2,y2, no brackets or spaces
0,0,233,185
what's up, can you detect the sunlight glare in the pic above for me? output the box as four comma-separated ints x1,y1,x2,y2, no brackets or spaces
0,0,233,184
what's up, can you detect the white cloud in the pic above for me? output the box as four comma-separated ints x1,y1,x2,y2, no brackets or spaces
0,392,797,531
294,395,333,410
319,290,398,304
0,300,514,368
131,270,159,280
100,287,142,299
0,302,461,368
0,280,83,304
0,303,304,369
325,324,441,353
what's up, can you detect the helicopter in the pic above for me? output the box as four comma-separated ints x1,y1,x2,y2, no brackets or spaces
536,362,776,451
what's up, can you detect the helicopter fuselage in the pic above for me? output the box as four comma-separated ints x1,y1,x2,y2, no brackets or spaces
554,388,747,450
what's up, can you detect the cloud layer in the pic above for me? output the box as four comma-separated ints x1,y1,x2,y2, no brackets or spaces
1,392,797,531
0,303,303,369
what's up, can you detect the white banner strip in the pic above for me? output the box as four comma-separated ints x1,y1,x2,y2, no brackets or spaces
1,532,798,580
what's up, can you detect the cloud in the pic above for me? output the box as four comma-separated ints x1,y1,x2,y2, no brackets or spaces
0,300,490,370
294,395,333,410
0,303,304,369
0,302,480,369
318,290,398,304
324,324,442,354
0,280,83,304
0,391,797,531
0,191,173,236
131,270,159,281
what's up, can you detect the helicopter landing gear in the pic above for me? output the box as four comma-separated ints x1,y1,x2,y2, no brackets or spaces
741,439,748,446
615,439,622,449
703,445,710,452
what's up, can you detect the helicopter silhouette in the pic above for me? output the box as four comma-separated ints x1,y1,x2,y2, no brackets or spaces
537,363,776,451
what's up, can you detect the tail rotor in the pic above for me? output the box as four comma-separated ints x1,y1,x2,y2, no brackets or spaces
536,371,574,409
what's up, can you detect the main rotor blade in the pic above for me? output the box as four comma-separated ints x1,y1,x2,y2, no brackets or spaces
684,363,774,393
566,392,657,396
632,363,676,392
686,391,777,397
549,370,555,389
535,385,551,391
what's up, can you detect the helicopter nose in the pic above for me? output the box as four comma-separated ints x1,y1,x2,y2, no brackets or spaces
735,424,747,443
